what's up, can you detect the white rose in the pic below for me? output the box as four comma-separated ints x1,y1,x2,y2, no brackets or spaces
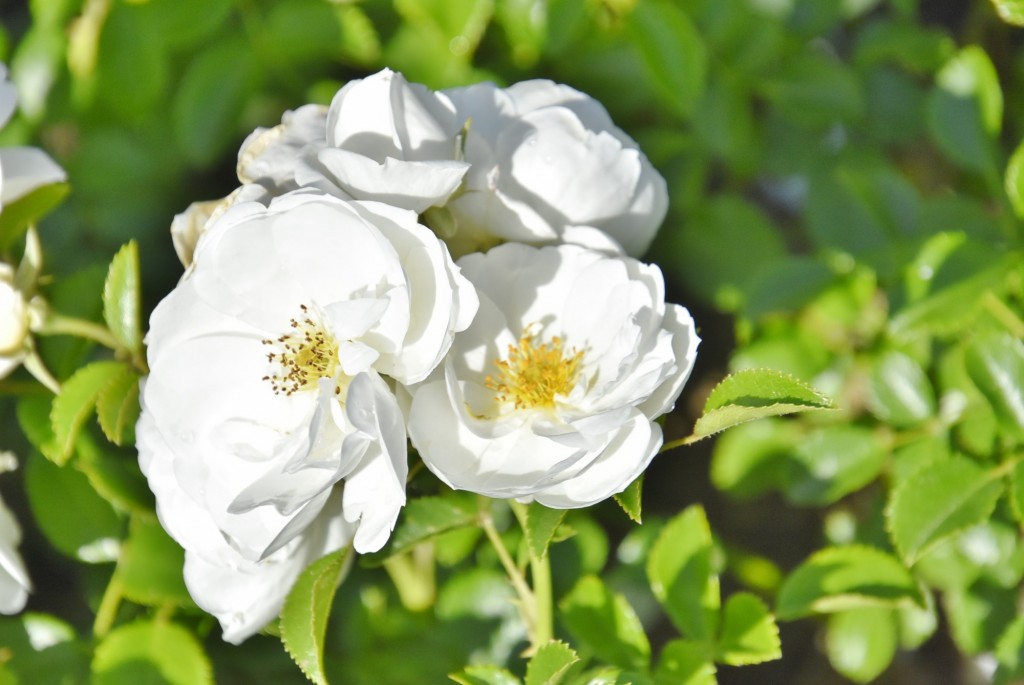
0,64,66,213
236,104,330,195
0,264,29,379
407,243,698,507
444,80,668,257
139,190,477,640
0,452,31,615
169,184,270,268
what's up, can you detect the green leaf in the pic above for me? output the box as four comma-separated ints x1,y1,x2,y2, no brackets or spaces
1011,461,1024,523
393,0,493,62
626,0,706,117
437,568,515,620
886,456,1005,565
145,0,232,50
964,333,1024,443
559,575,651,671
866,351,937,428
890,258,1013,335
946,577,1018,655
102,241,143,358
937,45,1002,135
613,476,642,524
898,591,939,650
450,666,522,685
118,516,192,607
782,425,888,506
992,0,1024,25
825,607,898,684
524,503,566,560
75,430,153,515
0,182,69,250
25,449,121,562
1005,138,1024,219
995,614,1024,684
93,3,169,123
172,37,258,166
715,593,781,666
710,418,799,499
653,640,715,685
95,364,140,446
49,360,128,465
926,47,1001,174
647,505,719,640
91,620,212,685
761,52,863,129
775,546,924,620
386,493,478,557
684,369,833,443
280,546,353,685
525,641,579,685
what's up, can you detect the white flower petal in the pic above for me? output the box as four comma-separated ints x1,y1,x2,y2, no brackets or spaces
0,147,66,205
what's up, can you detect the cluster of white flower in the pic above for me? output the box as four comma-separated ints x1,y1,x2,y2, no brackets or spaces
139,69,699,642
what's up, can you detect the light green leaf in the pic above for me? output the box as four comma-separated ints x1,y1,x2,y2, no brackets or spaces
995,614,1024,684
524,503,566,560
898,590,938,650
647,505,719,641
626,0,706,117
24,450,121,562
886,456,1005,565
75,431,153,515
946,577,1018,655
118,516,192,608
525,641,579,685
782,425,888,506
280,546,353,685
450,666,522,685
684,369,833,444
866,351,937,427
710,418,799,499
1011,461,1024,524
775,546,924,620
825,607,898,683
653,640,716,685
964,333,1024,442
936,45,1002,135
715,593,781,666
49,360,127,465
145,0,232,50
991,0,1024,25
386,494,478,557
437,568,515,620
926,47,1001,173
0,182,69,250
559,575,650,671
891,258,1013,335
102,241,142,358
95,362,140,446
92,620,212,685
394,0,493,61
1005,139,1024,219
613,476,643,524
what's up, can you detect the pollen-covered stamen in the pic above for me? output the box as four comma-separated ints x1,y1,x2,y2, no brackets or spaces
261,304,341,396
485,328,583,410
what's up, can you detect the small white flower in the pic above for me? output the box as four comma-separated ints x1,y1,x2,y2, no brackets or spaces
139,190,477,640
0,64,66,213
445,80,668,257
407,243,698,507
0,453,31,615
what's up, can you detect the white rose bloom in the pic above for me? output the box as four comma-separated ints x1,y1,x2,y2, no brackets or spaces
444,80,668,257
169,184,270,268
139,191,477,641
0,452,31,615
0,64,66,214
0,263,30,379
407,243,698,507
237,104,330,195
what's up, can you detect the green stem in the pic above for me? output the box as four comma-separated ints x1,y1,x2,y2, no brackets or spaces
37,312,121,351
659,435,692,454
22,350,60,394
478,499,536,633
509,501,554,651
983,292,1024,338
94,569,123,637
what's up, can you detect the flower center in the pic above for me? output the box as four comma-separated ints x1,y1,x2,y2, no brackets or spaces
485,328,583,410
261,304,341,396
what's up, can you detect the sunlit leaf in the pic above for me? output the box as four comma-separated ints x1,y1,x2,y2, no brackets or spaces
118,516,192,608
102,241,142,359
559,575,650,671
653,640,715,685
613,476,642,524
49,361,127,465
386,493,478,557
525,641,579,685
524,503,566,560
715,592,781,666
825,607,898,683
450,666,522,685
95,364,140,446
964,332,1024,443
92,620,212,685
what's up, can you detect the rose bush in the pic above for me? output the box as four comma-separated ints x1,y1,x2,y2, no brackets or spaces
138,190,477,640
407,242,698,507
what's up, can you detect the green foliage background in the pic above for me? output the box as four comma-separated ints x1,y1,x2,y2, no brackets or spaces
1,0,1024,683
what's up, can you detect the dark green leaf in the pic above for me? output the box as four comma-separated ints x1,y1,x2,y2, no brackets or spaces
946,577,1018,655
437,568,515,620
75,431,153,515
995,615,1024,684
684,369,833,443
760,52,863,129
118,516,192,607
93,3,169,123
525,641,579,685
626,0,706,117
715,592,781,666
825,607,898,683
524,503,566,560
387,494,478,557
102,241,143,359
613,476,642,524
50,361,127,465
646,505,719,640
886,456,1005,564
964,333,1024,443
653,640,715,685
776,546,924,620
0,182,69,250
1005,138,1024,219
280,546,353,685
91,620,212,685
559,575,650,671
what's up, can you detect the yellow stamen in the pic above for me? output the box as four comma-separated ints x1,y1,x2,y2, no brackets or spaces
261,304,341,396
485,329,583,410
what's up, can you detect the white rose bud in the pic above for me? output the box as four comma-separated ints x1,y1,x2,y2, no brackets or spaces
445,80,668,257
407,243,698,507
139,190,478,641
